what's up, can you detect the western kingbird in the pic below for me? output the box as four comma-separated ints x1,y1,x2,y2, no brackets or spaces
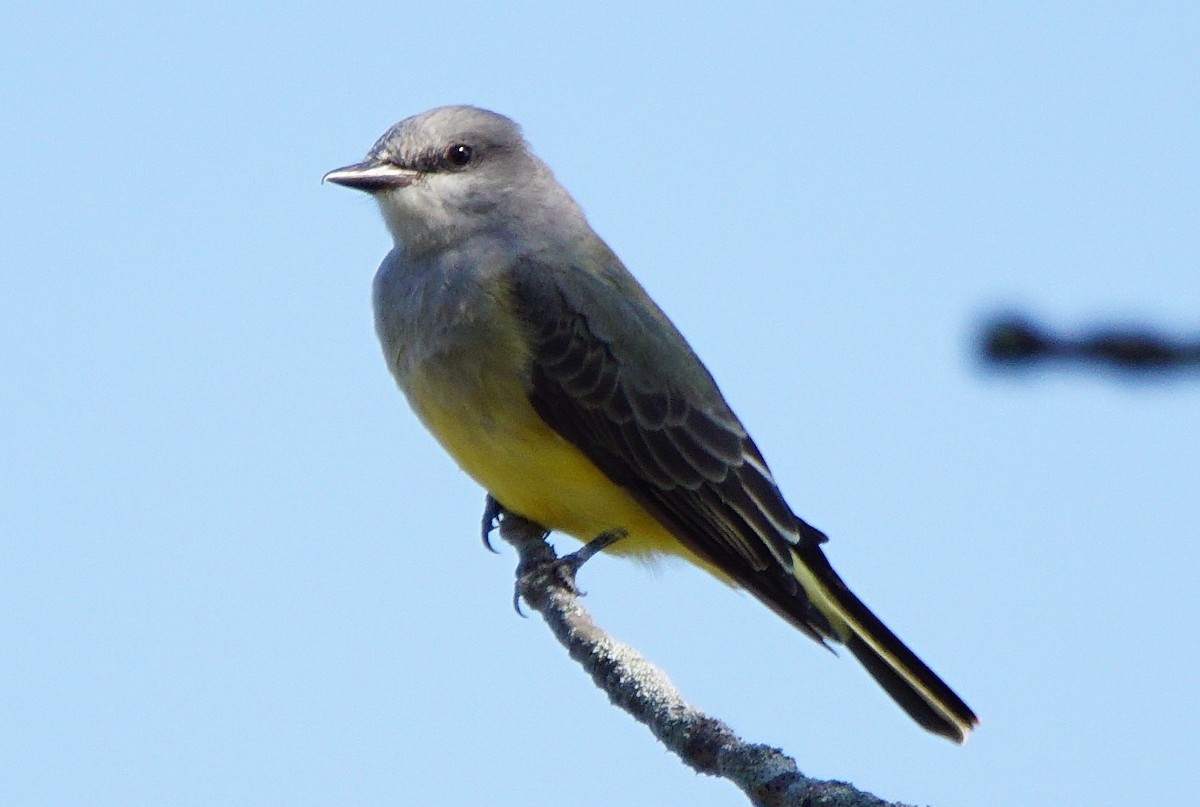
325,105,977,742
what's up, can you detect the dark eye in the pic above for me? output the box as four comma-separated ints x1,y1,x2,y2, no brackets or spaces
444,143,473,167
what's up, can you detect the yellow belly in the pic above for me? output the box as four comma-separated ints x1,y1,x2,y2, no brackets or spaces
407,368,691,566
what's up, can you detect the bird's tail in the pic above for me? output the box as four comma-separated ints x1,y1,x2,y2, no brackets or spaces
791,548,978,743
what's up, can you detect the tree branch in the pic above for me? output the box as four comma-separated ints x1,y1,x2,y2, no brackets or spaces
497,511,916,807
980,313,1200,374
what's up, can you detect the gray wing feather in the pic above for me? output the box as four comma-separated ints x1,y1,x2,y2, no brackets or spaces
508,256,979,740
508,255,828,584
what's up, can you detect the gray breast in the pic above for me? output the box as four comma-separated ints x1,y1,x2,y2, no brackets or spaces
372,246,528,400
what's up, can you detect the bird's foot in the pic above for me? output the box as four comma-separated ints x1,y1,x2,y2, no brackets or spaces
513,528,626,613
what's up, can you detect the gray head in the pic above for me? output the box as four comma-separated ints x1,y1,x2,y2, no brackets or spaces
325,106,586,255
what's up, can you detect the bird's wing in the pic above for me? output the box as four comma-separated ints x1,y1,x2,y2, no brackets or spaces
507,254,834,641
507,253,978,742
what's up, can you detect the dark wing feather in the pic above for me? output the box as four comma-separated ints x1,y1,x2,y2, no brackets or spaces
508,257,978,743
508,257,831,640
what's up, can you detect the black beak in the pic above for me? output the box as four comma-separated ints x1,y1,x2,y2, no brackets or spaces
323,160,418,192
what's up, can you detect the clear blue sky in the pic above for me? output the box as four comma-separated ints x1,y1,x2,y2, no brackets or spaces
3,4,1198,806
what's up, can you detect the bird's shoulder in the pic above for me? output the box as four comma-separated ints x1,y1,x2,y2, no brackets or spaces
503,243,726,407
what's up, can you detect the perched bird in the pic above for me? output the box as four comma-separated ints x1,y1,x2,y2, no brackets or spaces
325,105,977,742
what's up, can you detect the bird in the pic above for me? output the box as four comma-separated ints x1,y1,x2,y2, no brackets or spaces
324,105,977,743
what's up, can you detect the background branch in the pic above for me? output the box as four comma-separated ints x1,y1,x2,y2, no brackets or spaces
497,512,917,807
979,313,1200,374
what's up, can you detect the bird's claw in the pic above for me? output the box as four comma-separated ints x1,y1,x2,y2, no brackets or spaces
481,494,504,553
512,527,627,615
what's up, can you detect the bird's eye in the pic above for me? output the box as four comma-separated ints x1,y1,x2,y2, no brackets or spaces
444,144,473,167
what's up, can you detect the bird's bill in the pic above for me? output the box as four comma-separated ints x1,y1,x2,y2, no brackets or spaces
323,160,418,192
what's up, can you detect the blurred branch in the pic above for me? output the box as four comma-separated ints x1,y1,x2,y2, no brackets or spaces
496,510,915,807
979,313,1200,374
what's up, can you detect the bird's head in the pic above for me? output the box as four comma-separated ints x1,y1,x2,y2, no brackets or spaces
325,105,581,256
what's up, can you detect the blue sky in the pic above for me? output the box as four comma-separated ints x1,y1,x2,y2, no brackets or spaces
3,3,1198,805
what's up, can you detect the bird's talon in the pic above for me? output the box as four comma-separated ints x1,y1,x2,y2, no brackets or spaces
511,588,529,617
481,494,504,553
